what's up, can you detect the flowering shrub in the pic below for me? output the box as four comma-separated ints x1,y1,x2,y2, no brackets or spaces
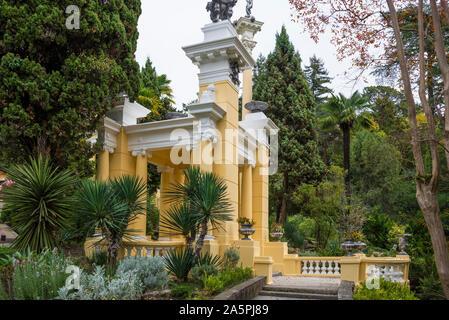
0,249,72,300
0,180,14,193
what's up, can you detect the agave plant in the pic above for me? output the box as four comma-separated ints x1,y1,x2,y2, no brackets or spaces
195,252,223,269
1,156,77,252
163,167,233,257
163,248,196,282
72,175,146,266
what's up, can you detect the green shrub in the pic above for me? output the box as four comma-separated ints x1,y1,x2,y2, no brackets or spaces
190,264,219,283
222,247,240,270
3,249,73,300
362,211,393,249
57,266,143,300
164,249,196,282
116,256,169,290
171,283,199,299
87,250,108,267
317,240,345,257
202,274,224,295
354,278,418,300
1,156,77,252
283,221,305,249
0,247,15,267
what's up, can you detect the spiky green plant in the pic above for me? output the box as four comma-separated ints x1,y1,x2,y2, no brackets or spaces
163,167,233,257
1,156,77,252
164,248,196,282
72,175,146,266
159,203,199,251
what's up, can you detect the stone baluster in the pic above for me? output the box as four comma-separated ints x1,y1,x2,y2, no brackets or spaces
321,261,327,275
136,247,142,257
314,261,320,274
334,261,340,275
126,247,133,258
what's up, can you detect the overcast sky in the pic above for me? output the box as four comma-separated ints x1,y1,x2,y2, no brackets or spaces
135,0,377,110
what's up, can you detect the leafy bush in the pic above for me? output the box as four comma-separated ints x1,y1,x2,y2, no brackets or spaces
116,256,169,290
222,247,240,270
202,274,224,295
317,240,345,257
191,264,219,283
283,221,305,249
354,278,418,300
87,250,108,267
171,283,199,299
57,266,143,300
2,249,73,300
362,211,393,249
0,247,15,267
164,249,196,282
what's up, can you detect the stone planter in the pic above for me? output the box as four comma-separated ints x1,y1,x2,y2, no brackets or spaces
397,234,411,255
239,224,255,240
341,239,357,256
270,231,284,242
354,241,367,254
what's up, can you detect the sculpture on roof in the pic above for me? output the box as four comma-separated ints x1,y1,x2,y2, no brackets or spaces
206,0,238,23
246,0,253,18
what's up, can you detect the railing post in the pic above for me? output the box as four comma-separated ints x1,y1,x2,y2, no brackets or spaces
339,255,362,284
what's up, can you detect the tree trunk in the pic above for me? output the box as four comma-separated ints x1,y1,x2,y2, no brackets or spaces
388,0,449,299
194,220,208,257
342,125,351,205
280,172,289,225
430,0,449,171
442,0,449,23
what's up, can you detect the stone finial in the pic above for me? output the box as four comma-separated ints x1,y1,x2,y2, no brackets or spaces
200,84,217,103
245,100,268,113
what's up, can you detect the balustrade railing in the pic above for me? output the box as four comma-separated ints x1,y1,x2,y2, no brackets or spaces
298,257,341,277
120,239,184,259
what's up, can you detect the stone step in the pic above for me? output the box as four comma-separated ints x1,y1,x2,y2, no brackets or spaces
263,285,338,295
259,290,338,300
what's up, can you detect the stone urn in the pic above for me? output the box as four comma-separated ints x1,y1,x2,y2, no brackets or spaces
354,241,367,254
239,224,255,241
397,234,412,255
270,231,284,242
341,239,357,256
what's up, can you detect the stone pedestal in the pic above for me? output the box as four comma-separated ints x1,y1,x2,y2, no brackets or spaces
234,240,260,269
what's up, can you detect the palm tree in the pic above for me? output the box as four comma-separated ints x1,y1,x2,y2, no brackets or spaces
1,156,77,252
138,58,175,121
163,167,233,257
73,176,147,266
320,91,372,202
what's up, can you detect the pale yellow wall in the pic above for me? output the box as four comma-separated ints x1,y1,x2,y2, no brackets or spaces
110,128,136,178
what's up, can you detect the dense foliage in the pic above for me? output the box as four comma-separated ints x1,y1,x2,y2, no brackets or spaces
0,1,142,177
253,26,325,224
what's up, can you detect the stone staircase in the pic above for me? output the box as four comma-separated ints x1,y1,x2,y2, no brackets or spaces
253,276,340,300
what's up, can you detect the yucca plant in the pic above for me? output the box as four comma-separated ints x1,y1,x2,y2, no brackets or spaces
163,167,233,257
164,248,196,282
196,252,223,269
72,175,146,266
159,203,200,251
1,156,77,252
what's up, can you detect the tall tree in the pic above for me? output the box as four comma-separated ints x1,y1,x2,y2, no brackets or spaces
138,57,176,122
304,55,333,106
0,1,142,177
320,91,372,203
289,0,449,299
253,26,325,224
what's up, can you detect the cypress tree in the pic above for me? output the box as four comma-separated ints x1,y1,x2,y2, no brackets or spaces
0,0,142,177
253,26,325,224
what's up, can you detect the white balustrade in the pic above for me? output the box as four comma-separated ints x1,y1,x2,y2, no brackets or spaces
366,264,405,283
300,259,341,276
122,245,178,259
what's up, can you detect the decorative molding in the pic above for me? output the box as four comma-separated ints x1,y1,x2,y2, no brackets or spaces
132,149,147,157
